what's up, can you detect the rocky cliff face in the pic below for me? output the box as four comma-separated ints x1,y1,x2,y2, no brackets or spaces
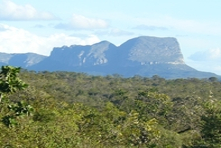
44,36,185,67
49,41,117,67
124,36,184,64
117,36,184,67
0,36,220,79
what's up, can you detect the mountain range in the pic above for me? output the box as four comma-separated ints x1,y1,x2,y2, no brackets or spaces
0,36,220,79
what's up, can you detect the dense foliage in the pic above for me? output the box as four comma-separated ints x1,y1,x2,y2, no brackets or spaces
0,67,221,147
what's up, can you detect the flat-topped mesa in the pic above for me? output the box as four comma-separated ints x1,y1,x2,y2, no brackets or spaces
118,36,185,66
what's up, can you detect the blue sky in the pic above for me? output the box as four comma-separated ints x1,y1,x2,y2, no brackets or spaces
0,0,221,75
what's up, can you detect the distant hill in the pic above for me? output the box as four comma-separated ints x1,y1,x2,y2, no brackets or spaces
0,52,47,68
0,36,220,79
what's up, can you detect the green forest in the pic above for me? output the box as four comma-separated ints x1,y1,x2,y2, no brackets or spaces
0,66,221,148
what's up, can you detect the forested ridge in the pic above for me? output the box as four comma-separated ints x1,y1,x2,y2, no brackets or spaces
0,67,221,147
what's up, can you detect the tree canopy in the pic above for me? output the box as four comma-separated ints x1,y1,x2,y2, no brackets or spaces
0,67,221,147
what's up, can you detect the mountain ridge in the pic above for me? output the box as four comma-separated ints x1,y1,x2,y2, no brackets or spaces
0,36,220,79
0,52,47,67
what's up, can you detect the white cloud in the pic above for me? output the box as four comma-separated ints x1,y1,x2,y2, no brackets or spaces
96,28,134,36
55,14,108,30
187,48,221,75
186,59,221,75
134,16,221,36
0,24,100,56
133,25,169,31
0,0,56,20
209,48,221,59
71,14,108,29
189,48,221,61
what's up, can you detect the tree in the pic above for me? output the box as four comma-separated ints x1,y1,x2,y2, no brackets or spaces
0,66,28,103
208,77,218,82
0,66,31,128
198,101,221,147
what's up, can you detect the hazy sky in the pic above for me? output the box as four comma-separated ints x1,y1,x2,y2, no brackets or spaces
0,0,221,75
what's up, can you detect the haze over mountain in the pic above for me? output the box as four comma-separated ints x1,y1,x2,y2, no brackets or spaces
0,36,220,79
